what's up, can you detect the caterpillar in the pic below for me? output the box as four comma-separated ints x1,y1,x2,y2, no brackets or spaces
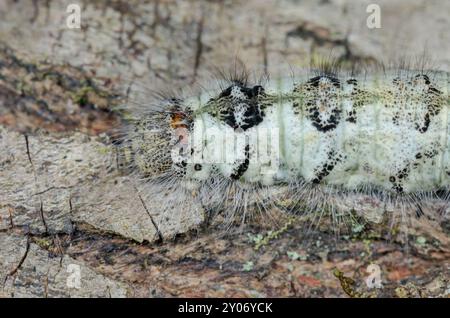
117,59,450,234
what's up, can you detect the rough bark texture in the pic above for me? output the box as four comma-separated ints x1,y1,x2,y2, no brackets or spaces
0,0,449,297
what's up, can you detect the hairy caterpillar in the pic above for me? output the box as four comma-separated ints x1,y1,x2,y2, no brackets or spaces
117,60,450,234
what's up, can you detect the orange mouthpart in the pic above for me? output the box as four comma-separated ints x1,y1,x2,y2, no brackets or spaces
170,112,188,129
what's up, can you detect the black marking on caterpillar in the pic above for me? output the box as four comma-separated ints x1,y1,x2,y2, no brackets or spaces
297,76,342,132
208,83,266,130
230,144,250,180
391,74,444,134
312,149,345,184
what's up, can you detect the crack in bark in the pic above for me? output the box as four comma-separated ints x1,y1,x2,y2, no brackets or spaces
43,270,49,298
31,185,75,197
7,235,30,278
8,206,14,229
24,135,33,167
192,11,205,82
39,199,49,234
134,187,163,242
69,197,73,215
261,25,269,76
24,134,49,233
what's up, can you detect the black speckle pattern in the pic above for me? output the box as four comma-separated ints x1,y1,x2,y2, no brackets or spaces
295,76,342,132
391,74,443,134
209,83,266,130
230,144,250,180
311,150,345,184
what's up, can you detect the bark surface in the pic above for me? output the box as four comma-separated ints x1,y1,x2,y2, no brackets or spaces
0,0,449,297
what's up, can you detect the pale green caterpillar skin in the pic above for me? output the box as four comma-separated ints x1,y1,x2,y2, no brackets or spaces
125,67,450,224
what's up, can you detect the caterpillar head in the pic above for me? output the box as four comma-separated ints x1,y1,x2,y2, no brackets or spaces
128,98,196,180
